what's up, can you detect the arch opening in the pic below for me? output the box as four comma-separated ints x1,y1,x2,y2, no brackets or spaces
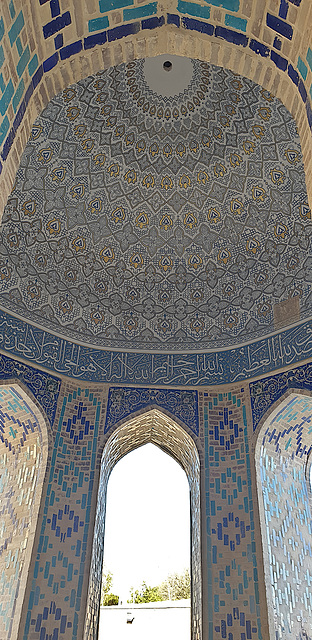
255,392,312,640
100,442,191,637
84,408,202,640
0,382,49,640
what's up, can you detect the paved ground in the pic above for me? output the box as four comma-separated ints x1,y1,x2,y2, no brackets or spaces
98,601,191,640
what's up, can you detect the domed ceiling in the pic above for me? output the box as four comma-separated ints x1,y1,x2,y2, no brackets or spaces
0,56,310,352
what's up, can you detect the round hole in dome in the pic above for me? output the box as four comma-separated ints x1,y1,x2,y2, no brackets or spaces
163,60,172,71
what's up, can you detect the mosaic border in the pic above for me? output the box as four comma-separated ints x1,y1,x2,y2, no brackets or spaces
0,309,311,385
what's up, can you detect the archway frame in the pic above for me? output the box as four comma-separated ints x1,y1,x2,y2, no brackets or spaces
0,25,311,218
84,406,203,640
253,388,312,640
0,378,50,640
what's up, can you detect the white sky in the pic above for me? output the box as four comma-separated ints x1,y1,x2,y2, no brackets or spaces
103,443,191,603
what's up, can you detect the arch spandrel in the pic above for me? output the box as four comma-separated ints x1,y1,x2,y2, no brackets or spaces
85,408,202,640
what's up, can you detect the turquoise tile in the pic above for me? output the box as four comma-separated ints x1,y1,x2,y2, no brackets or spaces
100,0,133,11
225,13,247,31
203,0,239,8
0,80,14,116
13,78,24,112
177,0,211,20
28,54,38,76
8,11,24,47
88,16,109,32
17,46,30,78
0,17,4,42
298,56,308,80
123,2,157,20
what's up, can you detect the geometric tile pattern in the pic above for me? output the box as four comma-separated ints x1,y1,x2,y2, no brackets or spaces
257,394,312,640
105,386,199,434
0,60,308,351
200,388,262,640
0,385,47,640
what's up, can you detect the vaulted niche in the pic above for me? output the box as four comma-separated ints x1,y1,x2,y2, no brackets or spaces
84,409,202,640
0,383,48,640
255,393,312,640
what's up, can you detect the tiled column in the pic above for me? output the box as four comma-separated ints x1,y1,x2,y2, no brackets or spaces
17,381,108,640
199,386,270,640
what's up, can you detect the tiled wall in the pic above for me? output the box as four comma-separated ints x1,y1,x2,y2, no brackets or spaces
0,1,312,216
0,384,48,640
1,354,312,639
256,393,312,640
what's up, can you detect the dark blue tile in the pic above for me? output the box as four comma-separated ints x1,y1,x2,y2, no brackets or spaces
306,100,312,128
32,65,43,89
215,25,248,46
54,33,63,49
43,12,71,38
167,13,180,26
266,13,293,39
270,49,287,70
108,22,140,42
1,127,15,161
249,40,268,58
50,0,60,18
182,16,214,36
43,52,59,72
273,36,281,49
84,30,107,49
24,81,33,107
142,15,165,29
298,78,307,102
279,0,289,18
60,40,83,60
13,99,25,131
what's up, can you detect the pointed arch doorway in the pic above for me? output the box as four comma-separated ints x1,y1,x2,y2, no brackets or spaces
84,408,202,640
